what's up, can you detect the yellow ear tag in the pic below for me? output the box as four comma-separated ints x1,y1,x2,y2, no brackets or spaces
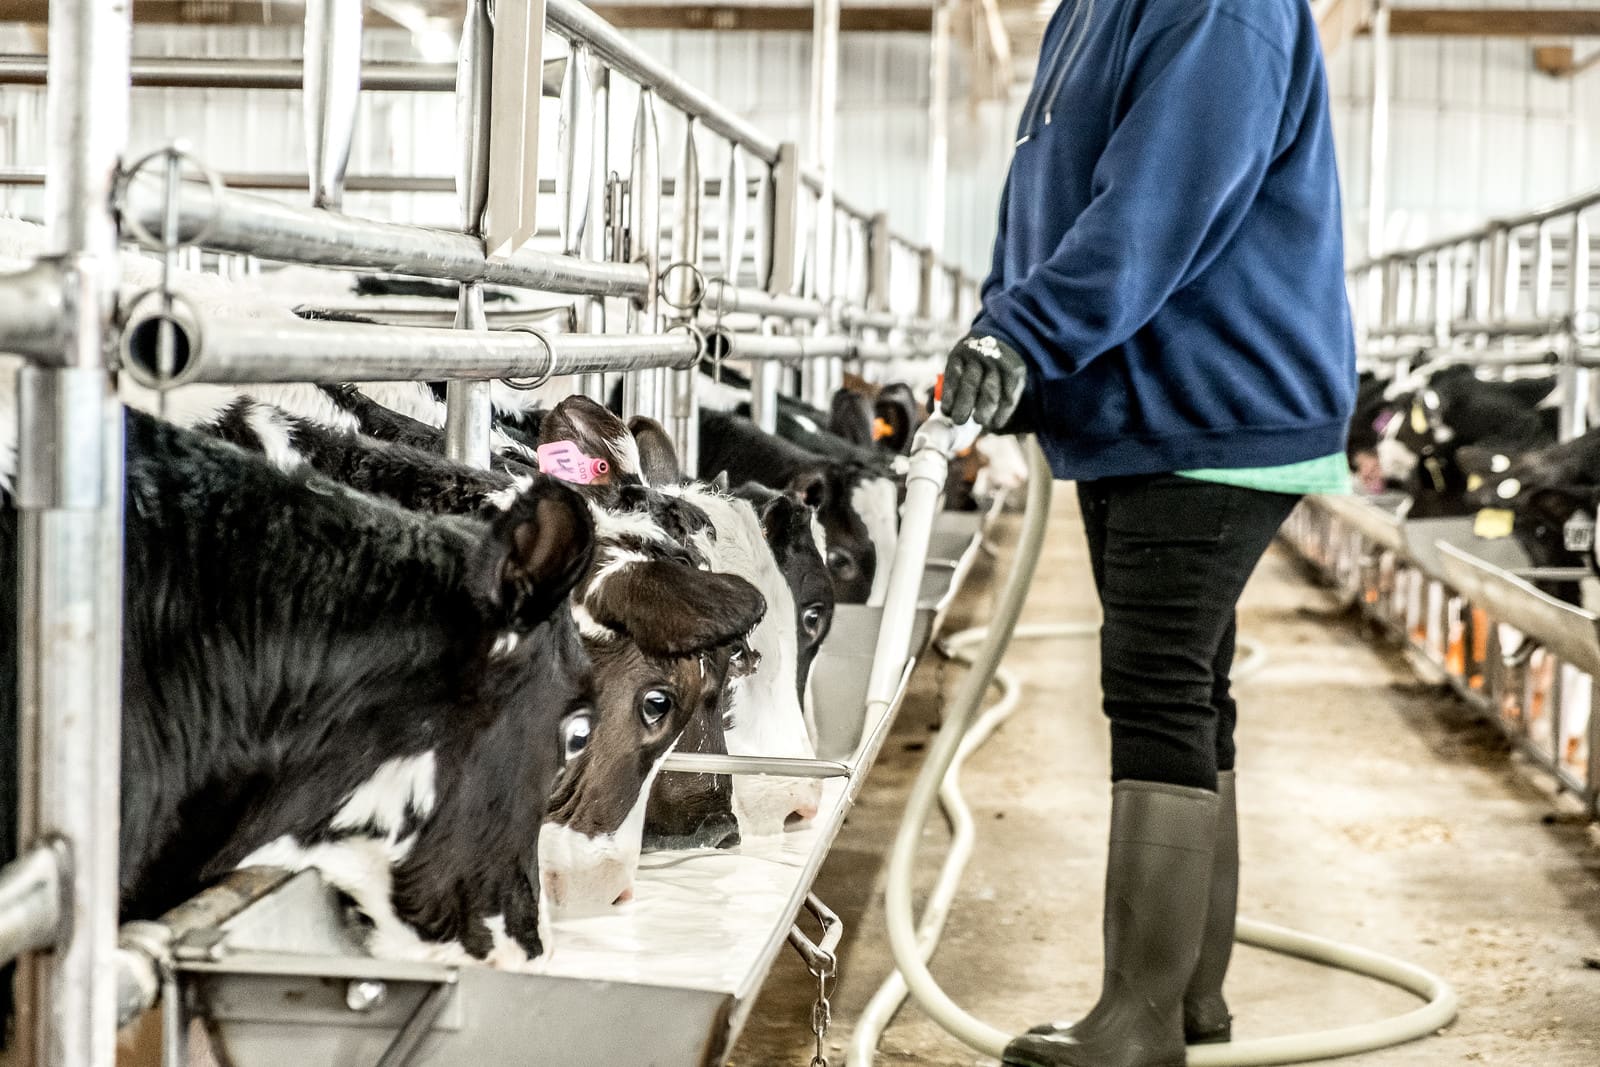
1466,474,1484,492
1473,508,1515,540
1410,403,1428,435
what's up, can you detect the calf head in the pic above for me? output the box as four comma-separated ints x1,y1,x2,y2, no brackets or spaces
642,644,751,851
828,389,877,447
115,419,600,969
733,481,835,699
666,485,826,837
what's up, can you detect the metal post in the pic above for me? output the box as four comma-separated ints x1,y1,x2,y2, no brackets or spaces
1571,211,1593,435
804,0,840,412
579,56,610,404
750,143,802,434
867,212,892,314
723,145,749,287
302,0,363,210
622,88,662,422
927,1,952,257
16,0,131,1062
670,118,703,474
1366,0,1390,262
446,0,494,469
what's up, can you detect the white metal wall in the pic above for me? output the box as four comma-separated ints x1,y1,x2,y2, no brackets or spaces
621,29,1016,278
1328,4,1598,263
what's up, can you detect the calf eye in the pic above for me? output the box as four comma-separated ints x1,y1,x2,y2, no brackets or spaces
827,549,859,581
802,603,827,641
722,711,737,732
640,688,675,727
560,711,593,763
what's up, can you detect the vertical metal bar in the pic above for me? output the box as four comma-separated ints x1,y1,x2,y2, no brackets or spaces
1434,246,1453,346
578,57,610,404
768,142,801,295
671,118,702,474
446,0,494,468
917,246,936,321
1366,0,1390,261
559,43,595,257
752,162,775,293
302,0,363,211
926,0,951,256
805,0,840,412
623,87,662,422
750,337,781,435
1489,226,1511,325
18,1,130,1062
1571,211,1593,437
1534,222,1554,320
723,144,749,287
867,211,891,314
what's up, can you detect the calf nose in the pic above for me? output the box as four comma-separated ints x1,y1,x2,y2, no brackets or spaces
788,800,820,824
700,811,742,850
612,886,635,905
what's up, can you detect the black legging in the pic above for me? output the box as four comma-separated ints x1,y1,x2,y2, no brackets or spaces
1078,474,1300,791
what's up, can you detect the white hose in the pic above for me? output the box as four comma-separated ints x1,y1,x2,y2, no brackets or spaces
864,440,1458,1065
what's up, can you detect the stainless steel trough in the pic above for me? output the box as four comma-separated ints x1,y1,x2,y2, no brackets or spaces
146,507,991,1067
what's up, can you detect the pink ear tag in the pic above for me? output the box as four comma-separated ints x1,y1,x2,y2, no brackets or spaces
537,441,611,485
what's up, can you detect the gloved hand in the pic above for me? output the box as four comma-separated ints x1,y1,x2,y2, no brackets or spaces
940,333,1029,430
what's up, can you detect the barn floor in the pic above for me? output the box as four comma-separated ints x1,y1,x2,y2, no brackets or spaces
730,488,1600,1066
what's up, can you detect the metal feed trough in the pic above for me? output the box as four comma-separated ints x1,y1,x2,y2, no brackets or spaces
128,505,991,1067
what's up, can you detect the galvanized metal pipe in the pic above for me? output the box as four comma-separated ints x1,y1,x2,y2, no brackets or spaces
0,259,65,359
0,54,455,91
0,843,63,968
623,88,664,423
658,754,851,780
302,0,363,211
120,174,648,298
722,146,749,285
15,2,130,1063
118,309,698,386
707,328,854,363
670,118,703,473
577,55,611,404
446,0,495,469
704,279,825,321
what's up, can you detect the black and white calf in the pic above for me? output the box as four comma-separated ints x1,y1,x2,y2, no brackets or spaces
3,405,597,966
698,407,899,606
145,387,763,910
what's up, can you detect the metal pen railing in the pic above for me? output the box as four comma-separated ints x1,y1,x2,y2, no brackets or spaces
1350,185,1600,440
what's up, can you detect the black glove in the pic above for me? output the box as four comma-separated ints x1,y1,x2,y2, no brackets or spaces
941,333,1029,431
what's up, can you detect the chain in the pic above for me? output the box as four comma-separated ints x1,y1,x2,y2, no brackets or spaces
804,944,835,1067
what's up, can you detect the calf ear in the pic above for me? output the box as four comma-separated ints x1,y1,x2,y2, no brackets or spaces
787,468,830,509
586,558,766,656
539,395,642,484
828,391,875,446
628,415,682,486
478,479,596,630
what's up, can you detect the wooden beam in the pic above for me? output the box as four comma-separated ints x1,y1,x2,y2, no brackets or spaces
1373,8,1600,38
587,5,933,32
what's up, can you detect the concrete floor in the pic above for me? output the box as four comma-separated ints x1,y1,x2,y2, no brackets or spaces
730,490,1600,1066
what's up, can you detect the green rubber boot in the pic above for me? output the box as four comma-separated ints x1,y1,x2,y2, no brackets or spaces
1003,780,1219,1067
1183,770,1237,1045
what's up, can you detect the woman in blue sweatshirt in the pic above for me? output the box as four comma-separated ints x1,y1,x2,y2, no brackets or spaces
941,1,1357,1065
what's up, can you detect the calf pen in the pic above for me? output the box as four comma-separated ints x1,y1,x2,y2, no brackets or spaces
0,0,990,1063
1287,183,1600,818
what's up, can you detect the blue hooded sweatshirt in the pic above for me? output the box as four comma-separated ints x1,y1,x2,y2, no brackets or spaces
974,0,1357,481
